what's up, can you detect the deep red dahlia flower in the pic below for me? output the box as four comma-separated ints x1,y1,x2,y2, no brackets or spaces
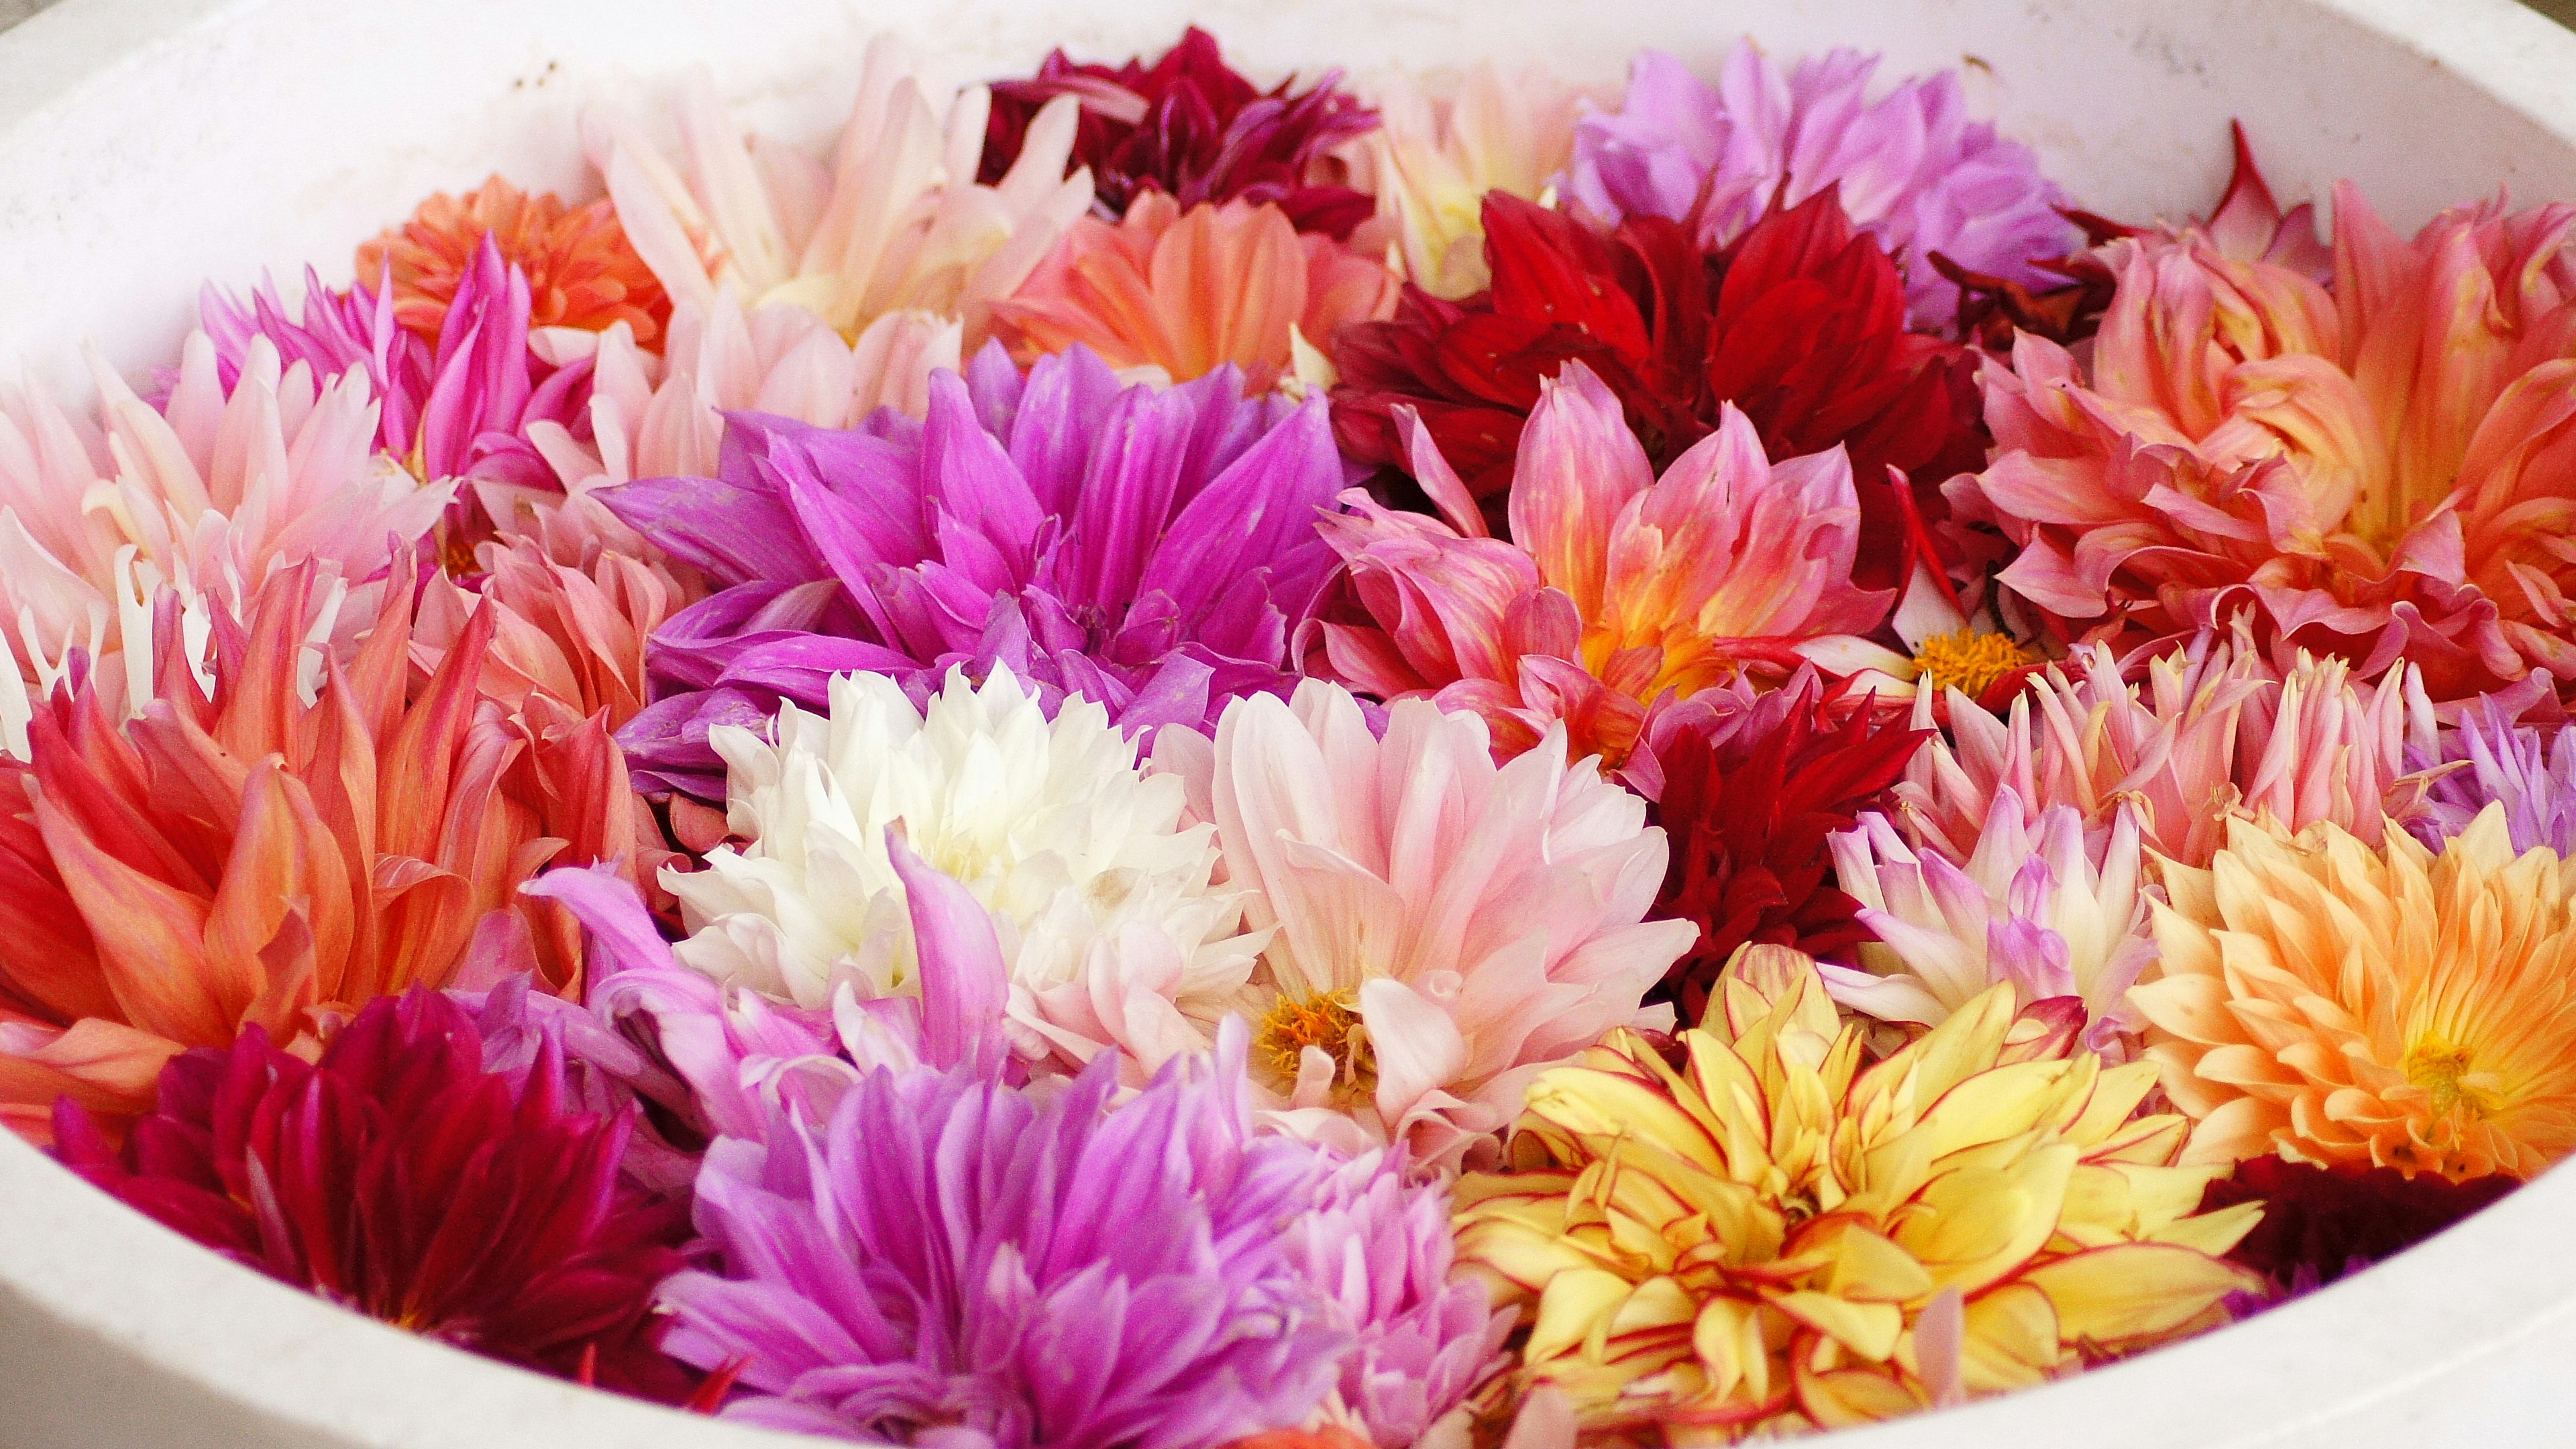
2198,1156,2519,1301
1331,189,1987,588
52,988,696,1399
977,25,1377,239
1629,673,1929,1023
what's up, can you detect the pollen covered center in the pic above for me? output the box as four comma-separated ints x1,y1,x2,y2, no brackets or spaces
2404,1038,2498,1119
1256,989,1376,1096
1911,629,2031,698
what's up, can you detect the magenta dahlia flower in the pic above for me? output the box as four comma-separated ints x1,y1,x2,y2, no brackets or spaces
52,987,696,1399
197,233,587,494
1562,44,2076,328
661,1020,1360,1444
600,343,1347,798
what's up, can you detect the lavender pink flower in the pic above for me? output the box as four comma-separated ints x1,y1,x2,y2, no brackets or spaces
1562,44,2076,328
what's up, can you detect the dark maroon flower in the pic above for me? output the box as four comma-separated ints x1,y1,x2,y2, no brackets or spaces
1330,189,1988,589
2199,1156,2520,1303
1625,672,1929,1024
977,25,1378,238
52,987,698,1401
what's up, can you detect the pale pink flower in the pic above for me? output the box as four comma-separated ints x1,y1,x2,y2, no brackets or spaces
1302,363,1892,767
0,333,447,752
1894,622,2433,870
1973,182,2576,702
1154,680,1693,1174
1338,62,1597,300
586,36,1091,413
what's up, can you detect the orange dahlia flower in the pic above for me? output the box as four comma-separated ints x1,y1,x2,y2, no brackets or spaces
1973,185,2576,701
0,559,645,1142
359,175,670,346
991,194,1399,393
2135,806,2576,1181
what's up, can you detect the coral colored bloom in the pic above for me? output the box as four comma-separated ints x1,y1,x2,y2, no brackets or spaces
0,335,448,751
1564,45,2076,327
991,194,1399,394
1825,792,2157,1057
978,25,1379,238
1336,64,1593,300
657,1022,1359,1446
2136,808,2576,1180
602,347,1346,796
1625,671,1928,1020
588,39,1091,368
1158,680,1690,1172
1305,362,1892,767
666,667,1258,1080
415,533,682,731
1974,186,2576,701
359,174,669,346
1330,191,1986,580
1892,625,2430,870
52,989,694,1397
0,560,642,1141
1453,947,2258,1438
2196,1155,2518,1301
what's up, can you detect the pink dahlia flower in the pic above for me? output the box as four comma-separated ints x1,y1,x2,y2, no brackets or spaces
1302,362,1891,767
1153,680,1691,1173
1974,185,2576,702
1893,623,2432,870
1562,44,2077,329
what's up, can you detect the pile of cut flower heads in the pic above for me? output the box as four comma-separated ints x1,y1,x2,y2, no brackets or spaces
13,23,2576,1444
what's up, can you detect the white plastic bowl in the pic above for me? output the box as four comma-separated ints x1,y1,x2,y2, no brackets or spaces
2,0,2575,1444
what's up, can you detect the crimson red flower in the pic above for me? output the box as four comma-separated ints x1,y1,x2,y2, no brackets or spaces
1331,189,1986,588
977,25,1377,239
1626,672,1929,1023
52,987,698,1400
2198,1155,2519,1300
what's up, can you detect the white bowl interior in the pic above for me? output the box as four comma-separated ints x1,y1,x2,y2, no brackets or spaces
2,0,2575,1445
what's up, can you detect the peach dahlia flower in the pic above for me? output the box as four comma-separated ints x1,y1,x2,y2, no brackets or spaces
2135,806,2576,1181
991,193,1400,394
1974,185,2576,701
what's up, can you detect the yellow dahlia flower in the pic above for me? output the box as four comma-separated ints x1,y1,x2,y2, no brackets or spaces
2134,806,2576,1181
1452,947,2259,1442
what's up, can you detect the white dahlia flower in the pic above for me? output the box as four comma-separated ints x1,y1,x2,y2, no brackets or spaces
665,665,1260,1077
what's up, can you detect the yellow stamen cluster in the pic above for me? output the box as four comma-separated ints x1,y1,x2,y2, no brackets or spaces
1255,989,1375,1097
1909,628,2032,699
1452,946,2260,1442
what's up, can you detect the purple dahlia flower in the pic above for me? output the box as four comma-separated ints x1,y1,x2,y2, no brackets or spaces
600,341,1347,799
2407,703,2576,855
1562,44,2078,328
659,1018,1355,1447
196,233,586,492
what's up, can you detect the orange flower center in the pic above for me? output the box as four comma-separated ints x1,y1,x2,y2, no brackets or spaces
2404,1038,2497,1120
1254,989,1374,1096
1911,629,2031,698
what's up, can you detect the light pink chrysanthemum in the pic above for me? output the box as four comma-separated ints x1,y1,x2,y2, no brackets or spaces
0,334,447,751
1893,623,2432,871
585,37,1091,407
1974,184,2576,702
1302,364,1891,767
1153,680,1693,1173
